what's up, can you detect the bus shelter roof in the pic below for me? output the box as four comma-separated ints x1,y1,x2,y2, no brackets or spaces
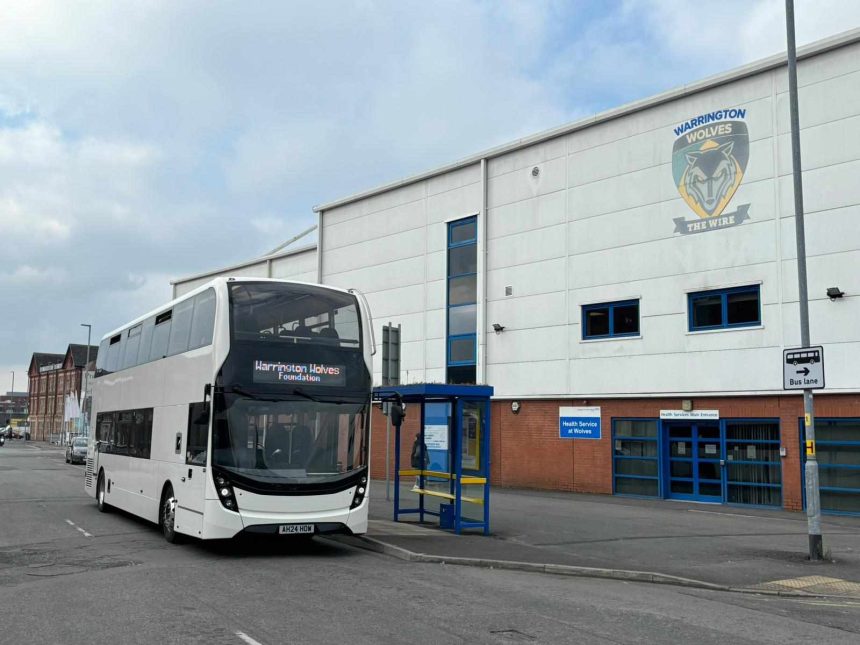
372,383,493,403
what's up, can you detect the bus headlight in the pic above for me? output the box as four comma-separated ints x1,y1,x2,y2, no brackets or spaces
214,474,238,511
351,476,368,509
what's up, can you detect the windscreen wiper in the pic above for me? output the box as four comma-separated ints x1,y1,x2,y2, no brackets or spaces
289,387,323,403
225,385,281,402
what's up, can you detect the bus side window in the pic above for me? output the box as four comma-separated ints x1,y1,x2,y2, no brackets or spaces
96,412,115,453
186,402,209,465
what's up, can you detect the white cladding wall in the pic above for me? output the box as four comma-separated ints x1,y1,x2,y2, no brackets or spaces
321,42,860,397
173,248,318,297
321,167,483,384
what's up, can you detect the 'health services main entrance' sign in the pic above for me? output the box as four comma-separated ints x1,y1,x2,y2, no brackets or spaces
559,407,602,440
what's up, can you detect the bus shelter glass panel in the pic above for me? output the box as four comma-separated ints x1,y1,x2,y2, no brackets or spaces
725,421,781,506
425,402,450,473
612,419,659,497
803,419,860,514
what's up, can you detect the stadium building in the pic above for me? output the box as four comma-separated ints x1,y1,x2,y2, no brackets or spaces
172,30,860,514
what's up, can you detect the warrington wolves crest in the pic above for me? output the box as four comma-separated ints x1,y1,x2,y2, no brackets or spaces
671,109,751,235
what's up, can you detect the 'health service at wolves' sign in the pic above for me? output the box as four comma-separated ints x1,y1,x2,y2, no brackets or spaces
253,360,345,386
672,108,750,235
559,406,602,440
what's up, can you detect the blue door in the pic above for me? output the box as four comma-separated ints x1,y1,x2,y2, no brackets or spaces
667,422,723,502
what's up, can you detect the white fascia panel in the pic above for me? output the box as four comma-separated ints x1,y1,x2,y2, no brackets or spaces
487,360,568,397
487,291,567,330
570,347,781,396
488,190,567,241
488,137,566,179
487,156,566,210
323,226,426,276
779,204,860,260
776,115,860,177
487,257,566,301
487,326,568,364
426,182,481,225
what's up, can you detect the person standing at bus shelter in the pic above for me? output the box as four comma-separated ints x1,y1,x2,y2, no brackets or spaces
411,431,428,490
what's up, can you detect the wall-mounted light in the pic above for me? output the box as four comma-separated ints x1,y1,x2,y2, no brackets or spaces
492,323,506,334
511,401,521,414
826,287,845,301
681,399,693,412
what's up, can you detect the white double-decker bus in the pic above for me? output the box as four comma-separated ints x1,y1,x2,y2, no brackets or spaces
85,278,374,543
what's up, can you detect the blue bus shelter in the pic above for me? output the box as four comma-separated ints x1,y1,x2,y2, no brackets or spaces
372,383,493,535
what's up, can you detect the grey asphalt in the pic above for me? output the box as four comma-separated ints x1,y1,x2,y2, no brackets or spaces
3,441,860,644
366,480,860,590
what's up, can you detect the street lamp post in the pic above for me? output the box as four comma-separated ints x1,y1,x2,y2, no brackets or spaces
9,370,14,394
785,0,823,561
81,324,92,437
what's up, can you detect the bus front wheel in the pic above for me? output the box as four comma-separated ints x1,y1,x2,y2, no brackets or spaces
160,484,181,544
97,472,110,513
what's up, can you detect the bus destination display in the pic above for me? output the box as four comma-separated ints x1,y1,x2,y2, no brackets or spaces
253,360,345,386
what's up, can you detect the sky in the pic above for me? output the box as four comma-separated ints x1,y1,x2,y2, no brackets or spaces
2,0,859,392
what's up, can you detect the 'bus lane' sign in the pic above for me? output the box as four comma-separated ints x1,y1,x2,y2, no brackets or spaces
783,346,825,390
559,406,602,439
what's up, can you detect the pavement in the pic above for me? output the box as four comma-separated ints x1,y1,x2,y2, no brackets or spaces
340,480,860,597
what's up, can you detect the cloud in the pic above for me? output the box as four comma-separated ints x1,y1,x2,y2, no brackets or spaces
0,0,858,382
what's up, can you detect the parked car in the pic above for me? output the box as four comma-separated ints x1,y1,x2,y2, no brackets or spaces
66,437,88,464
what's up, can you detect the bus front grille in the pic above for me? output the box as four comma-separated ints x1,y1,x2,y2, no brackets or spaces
85,458,94,488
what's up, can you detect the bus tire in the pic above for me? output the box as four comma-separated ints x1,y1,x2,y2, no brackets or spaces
160,484,181,544
97,472,110,513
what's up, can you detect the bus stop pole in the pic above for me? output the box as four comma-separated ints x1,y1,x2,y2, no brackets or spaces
385,413,391,501
393,419,401,522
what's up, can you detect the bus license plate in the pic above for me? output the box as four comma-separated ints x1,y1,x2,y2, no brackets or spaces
278,524,314,535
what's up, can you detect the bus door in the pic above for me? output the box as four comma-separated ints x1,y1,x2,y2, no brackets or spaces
178,401,210,536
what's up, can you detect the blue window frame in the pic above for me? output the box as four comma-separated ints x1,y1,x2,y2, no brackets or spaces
688,285,760,331
800,418,860,515
447,216,478,383
582,300,639,339
612,419,660,497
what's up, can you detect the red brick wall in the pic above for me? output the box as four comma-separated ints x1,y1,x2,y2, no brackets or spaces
368,393,860,513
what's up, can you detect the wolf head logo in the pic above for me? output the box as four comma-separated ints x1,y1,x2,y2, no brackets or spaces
682,141,739,217
672,120,749,220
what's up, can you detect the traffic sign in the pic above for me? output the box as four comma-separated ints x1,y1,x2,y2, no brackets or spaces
783,346,825,390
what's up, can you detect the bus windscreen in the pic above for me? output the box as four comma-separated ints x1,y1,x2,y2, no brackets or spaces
230,282,361,348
